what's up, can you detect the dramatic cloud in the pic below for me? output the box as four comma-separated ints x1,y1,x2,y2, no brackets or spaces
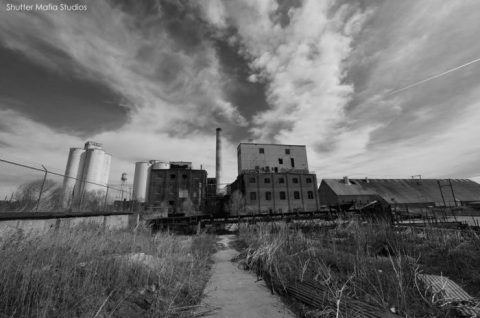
199,0,480,179
1,0,480,197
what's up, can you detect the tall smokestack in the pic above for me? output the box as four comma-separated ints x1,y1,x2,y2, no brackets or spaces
215,128,222,195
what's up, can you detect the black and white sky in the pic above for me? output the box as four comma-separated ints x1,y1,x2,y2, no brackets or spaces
1,0,480,194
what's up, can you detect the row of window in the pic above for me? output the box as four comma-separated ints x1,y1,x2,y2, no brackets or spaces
250,191,314,200
249,176,313,184
259,148,291,155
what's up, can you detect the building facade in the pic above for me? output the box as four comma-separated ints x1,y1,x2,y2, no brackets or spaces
62,141,111,207
237,143,309,175
133,161,207,215
231,143,318,215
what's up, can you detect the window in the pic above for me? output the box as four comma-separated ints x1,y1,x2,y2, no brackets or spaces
182,174,188,179
265,191,272,200
170,174,176,179
292,177,299,184
278,158,283,164
280,191,286,200
274,167,278,173
255,165,260,170
306,178,312,183
264,178,271,183
278,177,285,184
291,158,295,167
249,177,256,183
307,191,314,199
250,192,257,200
294,191,300,200
169,200,174,206
285,149,290,154
259,148,264,154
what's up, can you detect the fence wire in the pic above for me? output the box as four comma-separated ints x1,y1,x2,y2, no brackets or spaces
0,157,134,213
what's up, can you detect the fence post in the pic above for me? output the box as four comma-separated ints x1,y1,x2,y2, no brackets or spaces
103,186,110,212
35,165,48,212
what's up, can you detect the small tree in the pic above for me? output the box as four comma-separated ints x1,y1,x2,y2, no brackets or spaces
77,190,105,212
14,179,63,212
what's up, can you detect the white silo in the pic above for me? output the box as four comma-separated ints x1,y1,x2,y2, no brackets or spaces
100,152,112,187
62,147,85,206
81,148,105,194
133,162,151,202
62,141,112,208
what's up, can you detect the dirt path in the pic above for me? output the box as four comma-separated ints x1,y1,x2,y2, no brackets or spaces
198,234,295,318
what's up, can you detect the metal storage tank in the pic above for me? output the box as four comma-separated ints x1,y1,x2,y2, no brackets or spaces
152,161,170,170
72,151,86,203
133,162,151,202
62,147,84,206
81,148,106,194
100,153,111,189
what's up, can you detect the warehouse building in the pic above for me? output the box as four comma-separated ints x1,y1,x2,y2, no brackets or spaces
230,143,319,214
132,161,207,215
319,177,480,211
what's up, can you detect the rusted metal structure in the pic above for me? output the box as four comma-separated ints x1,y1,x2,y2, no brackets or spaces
319,178,480,211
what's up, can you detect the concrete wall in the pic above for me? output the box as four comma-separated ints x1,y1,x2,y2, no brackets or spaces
0,214,134,238
231,172,319,214
237,143,309,175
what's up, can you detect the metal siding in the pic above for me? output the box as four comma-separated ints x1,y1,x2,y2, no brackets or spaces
321,178,480,206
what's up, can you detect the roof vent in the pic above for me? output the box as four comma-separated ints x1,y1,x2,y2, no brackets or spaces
343,176,351,185
365,177,369,183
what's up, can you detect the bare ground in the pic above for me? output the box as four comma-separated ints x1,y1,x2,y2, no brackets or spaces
197,234,295,318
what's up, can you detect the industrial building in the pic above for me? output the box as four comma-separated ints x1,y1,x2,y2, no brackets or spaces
237,143,309,174
205,177,226,216
230,143,319,215
62,141,111,207
318,177,480,211
132,161,207,215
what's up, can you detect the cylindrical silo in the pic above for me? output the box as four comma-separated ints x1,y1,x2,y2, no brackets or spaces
100,153,111,189
216,128,222,194
133,162,150,202
81,148,105,194
62,147,84,207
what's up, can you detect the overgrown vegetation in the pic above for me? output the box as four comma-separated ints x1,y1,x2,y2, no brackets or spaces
2,179,119,212
0,225,216,317
237,221,480,317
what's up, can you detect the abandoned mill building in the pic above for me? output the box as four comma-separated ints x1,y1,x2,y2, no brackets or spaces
230,143,320,214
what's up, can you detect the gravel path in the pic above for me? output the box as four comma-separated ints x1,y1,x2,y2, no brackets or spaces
197,234,295,318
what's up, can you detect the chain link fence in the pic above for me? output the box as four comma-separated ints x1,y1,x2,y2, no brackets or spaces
0,157,134,213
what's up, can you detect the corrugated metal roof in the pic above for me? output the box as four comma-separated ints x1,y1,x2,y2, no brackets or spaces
418,274,473,301
322,179,480,205
418,274,480,316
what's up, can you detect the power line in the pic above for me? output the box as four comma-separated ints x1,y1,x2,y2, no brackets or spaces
0,157,124,193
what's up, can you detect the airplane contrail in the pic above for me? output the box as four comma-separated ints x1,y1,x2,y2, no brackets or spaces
387,56,480,96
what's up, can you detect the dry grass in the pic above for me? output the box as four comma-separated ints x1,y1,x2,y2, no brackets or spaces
237,221,480,317
0,225,216,317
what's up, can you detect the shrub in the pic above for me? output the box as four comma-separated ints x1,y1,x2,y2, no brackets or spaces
0,226,215,317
